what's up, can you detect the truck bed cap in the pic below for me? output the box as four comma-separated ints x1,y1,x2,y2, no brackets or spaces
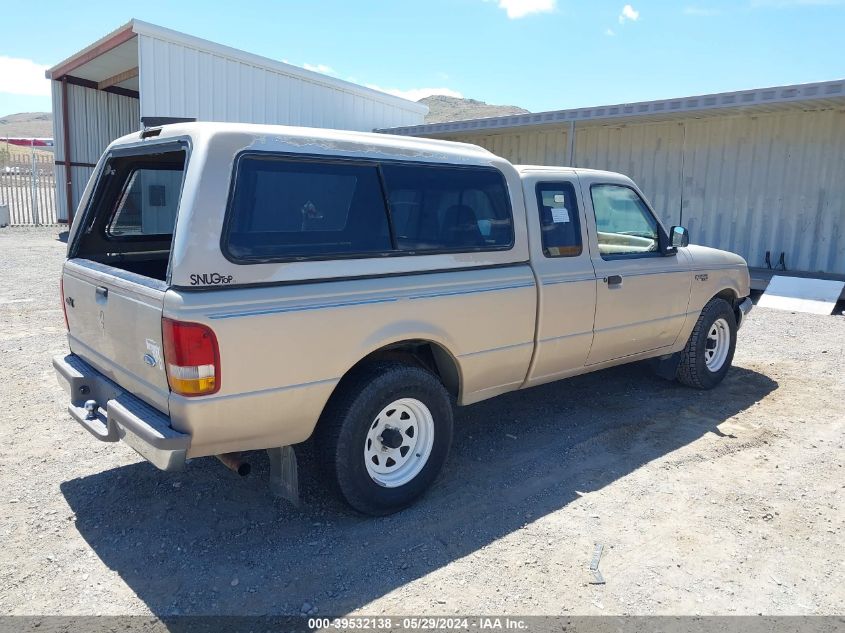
112,121,500,166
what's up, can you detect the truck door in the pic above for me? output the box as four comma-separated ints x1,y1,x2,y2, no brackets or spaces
525,178,597,386
583,181,691,365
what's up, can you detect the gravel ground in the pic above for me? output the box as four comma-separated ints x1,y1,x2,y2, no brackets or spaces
0,226,842,616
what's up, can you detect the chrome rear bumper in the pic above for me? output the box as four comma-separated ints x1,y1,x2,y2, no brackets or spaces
53,354,190,471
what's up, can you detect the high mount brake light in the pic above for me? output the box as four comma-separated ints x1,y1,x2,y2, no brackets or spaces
162,318,220,396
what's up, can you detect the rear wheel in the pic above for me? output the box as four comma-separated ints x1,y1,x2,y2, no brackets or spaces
676,297,737,389
315,361,453,515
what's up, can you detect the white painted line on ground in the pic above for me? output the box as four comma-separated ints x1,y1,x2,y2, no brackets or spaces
758,275,844,315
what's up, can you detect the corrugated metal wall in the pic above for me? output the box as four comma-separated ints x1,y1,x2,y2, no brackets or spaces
679,110,845,275
51,81,140,221
446,128,570,167
440,108,845,275
137,34,421,132
574,120,685,232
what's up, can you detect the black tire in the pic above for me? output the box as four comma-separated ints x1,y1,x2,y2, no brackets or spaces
676,297,737,390
314,361,453,515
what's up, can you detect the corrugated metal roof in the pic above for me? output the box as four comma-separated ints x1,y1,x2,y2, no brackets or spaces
45,21,135,80
380,79,845,136
58,38,139,88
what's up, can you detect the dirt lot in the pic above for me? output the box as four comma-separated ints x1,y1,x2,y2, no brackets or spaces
0,227,842,616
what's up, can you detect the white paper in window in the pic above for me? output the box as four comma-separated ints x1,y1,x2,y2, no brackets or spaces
551,207,570,223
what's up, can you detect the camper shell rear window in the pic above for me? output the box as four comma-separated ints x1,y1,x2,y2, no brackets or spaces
222,153,514,263
71,143,188,282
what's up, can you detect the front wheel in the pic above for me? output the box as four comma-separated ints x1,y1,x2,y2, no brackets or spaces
676,297,737,389
315,361,453,515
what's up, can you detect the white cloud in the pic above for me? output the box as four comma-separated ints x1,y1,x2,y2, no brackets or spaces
618,3,641,22
303,63,337,75
0,56,50,96
604,28,617,36
488,0,557,19
366,85,464,102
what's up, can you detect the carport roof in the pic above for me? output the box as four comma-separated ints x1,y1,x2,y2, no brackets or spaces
45,21,139,92
380,78,845,136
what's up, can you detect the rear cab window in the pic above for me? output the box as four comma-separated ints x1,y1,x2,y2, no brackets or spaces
222,154,514,263
535,182,582,258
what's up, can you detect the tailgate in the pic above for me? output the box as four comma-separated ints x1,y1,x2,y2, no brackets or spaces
62,259,170,413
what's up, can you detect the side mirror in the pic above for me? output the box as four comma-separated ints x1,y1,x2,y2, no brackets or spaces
670,225,689,248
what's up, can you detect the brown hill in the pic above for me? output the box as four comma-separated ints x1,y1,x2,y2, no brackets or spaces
1,100,532,135
419,95,529,124
0,112,54,138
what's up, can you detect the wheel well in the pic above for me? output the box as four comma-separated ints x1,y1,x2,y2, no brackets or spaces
713,288,742,323
349,340,460,399
714,288,738,306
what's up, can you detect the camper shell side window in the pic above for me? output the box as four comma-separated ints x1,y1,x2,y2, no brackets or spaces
221,152,515,264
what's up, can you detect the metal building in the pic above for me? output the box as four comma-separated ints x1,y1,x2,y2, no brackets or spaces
45,19,427,223
383,80,845,279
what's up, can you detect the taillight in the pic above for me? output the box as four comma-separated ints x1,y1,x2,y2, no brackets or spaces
161,318,220,396
60,278,69,330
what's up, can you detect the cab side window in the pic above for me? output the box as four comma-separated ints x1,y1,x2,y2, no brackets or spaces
535,182,582,257
590,184,659,257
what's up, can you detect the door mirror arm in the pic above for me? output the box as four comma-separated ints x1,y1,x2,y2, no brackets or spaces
659,229,677,256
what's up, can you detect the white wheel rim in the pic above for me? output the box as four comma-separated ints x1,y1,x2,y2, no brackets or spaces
364,398,435,488
704,317,730,372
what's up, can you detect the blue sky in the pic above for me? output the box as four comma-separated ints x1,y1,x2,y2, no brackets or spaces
1,0,844,117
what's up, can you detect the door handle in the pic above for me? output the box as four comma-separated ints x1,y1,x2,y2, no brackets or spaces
95,286,109,300
604,275,623,286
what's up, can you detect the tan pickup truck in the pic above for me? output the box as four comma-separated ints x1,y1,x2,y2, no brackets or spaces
54,122,752,515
